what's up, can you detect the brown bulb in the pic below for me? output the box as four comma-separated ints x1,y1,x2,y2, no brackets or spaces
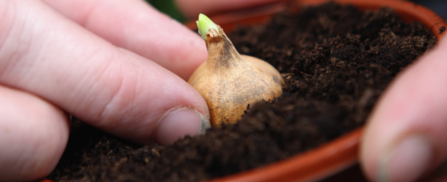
188,26,284,126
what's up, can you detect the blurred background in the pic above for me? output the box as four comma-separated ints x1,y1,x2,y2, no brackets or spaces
411,0,447,20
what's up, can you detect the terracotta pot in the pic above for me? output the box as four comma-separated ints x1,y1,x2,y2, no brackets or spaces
42,0,446,182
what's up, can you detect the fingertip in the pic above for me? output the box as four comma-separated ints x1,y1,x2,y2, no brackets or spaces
154,107,210,145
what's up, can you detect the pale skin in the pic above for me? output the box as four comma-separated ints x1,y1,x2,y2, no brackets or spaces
0,0,446,181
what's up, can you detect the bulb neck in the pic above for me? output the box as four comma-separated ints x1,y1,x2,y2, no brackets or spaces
205,26,242,69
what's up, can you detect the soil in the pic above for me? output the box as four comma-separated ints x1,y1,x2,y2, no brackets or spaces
48,2,438,182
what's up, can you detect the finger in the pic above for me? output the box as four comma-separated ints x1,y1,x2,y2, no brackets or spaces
0,86,69,181
42,0,207,80
176,0,284,18
361,35,447,182
0,0,209,145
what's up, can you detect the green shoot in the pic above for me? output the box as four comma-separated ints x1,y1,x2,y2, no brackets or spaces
196,14,219,40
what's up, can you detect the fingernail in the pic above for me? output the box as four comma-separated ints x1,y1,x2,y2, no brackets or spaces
378,135,433,182
155,107,210,145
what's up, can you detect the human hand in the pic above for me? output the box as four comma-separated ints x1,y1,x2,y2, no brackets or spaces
0,0,211,180
0,0,286,181
361,35,447,181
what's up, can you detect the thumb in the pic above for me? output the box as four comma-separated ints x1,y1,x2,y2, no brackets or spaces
361,35,447,182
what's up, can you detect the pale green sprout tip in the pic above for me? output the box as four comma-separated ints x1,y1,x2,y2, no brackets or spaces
196,13,219,40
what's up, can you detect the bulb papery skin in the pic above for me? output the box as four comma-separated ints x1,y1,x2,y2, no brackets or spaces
188,26,284,126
